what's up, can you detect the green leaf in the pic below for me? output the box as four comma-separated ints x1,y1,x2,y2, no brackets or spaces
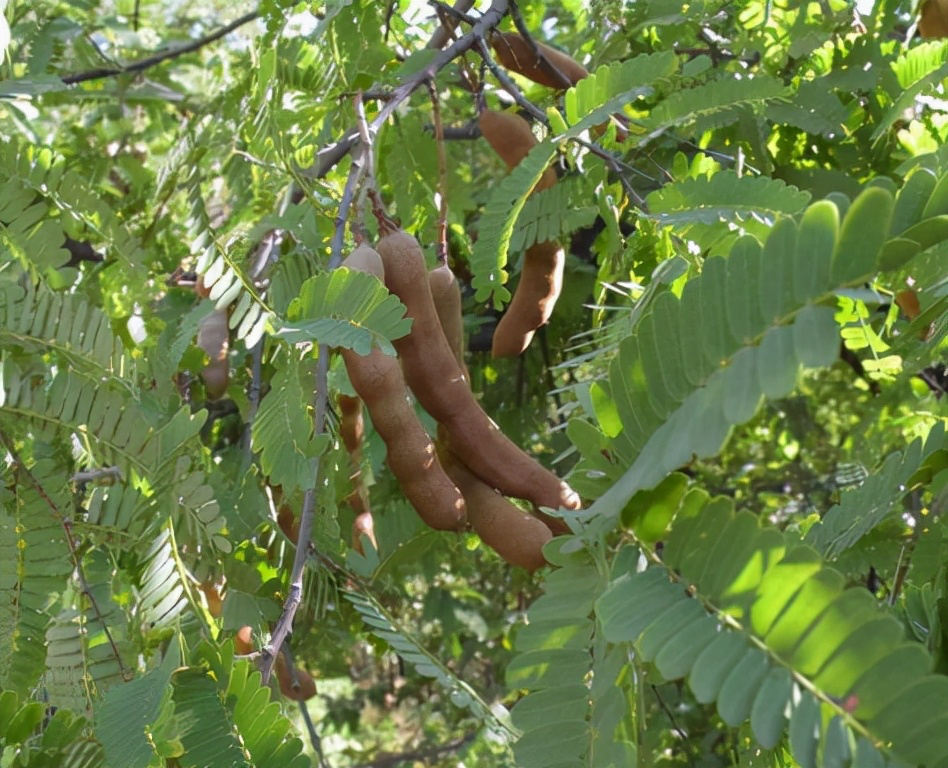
281,267,411,354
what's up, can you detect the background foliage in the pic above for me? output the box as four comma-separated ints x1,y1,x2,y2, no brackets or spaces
2,0,948,766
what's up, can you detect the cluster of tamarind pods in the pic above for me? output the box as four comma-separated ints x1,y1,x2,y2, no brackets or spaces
338,222,582,572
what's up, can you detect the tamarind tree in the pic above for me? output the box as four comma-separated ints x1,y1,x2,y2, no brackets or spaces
2,1,947,766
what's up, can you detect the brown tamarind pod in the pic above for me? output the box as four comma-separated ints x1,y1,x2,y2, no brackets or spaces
199,581,223,618
338,394,365,456
197,307,230,399
920,0,948,37
428,264,469,378
235,625,254,655
338,393,376,545
478,110,558,192
491,240,565,358
343,242,385,275
338,394,368,504
438,444,551,570
375,226,581,513
341,246,467,531
234,625,316,701
490,32,588,88
277,502,299,543
276,656,318,701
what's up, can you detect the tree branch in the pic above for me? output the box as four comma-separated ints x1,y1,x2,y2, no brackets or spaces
60,11,260,85
350,731,477,768
427,0,477,49
304,0,510,183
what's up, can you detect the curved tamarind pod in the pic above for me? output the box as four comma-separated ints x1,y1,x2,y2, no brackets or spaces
428,264,469,378
439,444,551,570
236,626,316,701
491,32,587,88
478,110,557,192
339,392,370,524
235,625,255,655
197,308,230,399
338,393,375,544
199,581,224,618
341,246,467,531
276,657,317,701
277,502,299,543
338,394,365,456
376,227,581,512
491,240,565,358
920,0,948,37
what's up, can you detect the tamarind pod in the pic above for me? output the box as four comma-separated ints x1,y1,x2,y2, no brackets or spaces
338,393,376,546
341,245,466,531
276,657,317,701
235,625,254,655
491,240,565,358
491,32,588,88
478,110,558,192
428,264,469,378
895,289,921,320
352,510,378,555
199,581,223,618
234,625,316,701
344,242,386,276
197,308,230,399
342,345,467,531
920,0,948,37
277,503,299,543
438,445,551,570
338,394,365,456
338,392,370,517
590,113,630,143
376,228,581,512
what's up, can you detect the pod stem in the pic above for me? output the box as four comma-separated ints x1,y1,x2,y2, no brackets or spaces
427,78,450,266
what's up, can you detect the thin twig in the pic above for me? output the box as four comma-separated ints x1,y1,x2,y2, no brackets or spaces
427,79,450,264
71,466,122,484
650,684,691,744
353,93,378,203
426,121,481,139
350,731,477,768
61,11,260,85
889,491,922,606
0,431,131,681
508,0,573,89
429,0,479,26
427,0,476,49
